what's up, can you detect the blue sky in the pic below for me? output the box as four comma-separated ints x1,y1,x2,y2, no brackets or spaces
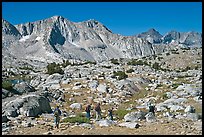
2,2,202,36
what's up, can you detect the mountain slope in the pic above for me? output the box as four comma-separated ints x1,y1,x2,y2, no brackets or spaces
2,15,201,64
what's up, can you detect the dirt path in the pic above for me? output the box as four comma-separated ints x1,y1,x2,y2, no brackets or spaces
6,118,202,135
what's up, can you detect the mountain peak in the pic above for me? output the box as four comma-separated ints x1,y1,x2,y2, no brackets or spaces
49,15,66,22
148,28,157,32
51,15,65,19
85,19,100,25
2,19,22,37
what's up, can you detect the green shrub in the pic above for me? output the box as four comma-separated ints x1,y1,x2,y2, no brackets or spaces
162,93,168,99
102,66,111,69
62,60,71,67
181,47,190,50
127,59,148,66
110,58,120,65
2,80,13,91
171,83,181,89
115,109,131,120
47,62,64,75
113,71,128,80
152,62,160,70
166,52,170,56
171,51,179,54
19,66,34,71
126,69,134,73
62,115,90,124
84,61,97,65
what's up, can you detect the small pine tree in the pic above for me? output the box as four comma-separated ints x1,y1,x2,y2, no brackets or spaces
47,62,64,75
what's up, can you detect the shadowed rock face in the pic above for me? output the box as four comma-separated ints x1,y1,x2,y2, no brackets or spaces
162,31,202,47
2,19,22,38
48,24,66,47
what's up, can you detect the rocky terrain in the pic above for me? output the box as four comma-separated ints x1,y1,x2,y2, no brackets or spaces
2,16,202,135
2,47,202,135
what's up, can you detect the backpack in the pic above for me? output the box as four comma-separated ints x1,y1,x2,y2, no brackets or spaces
54,110,59,117
149,105,155,113
95,104,100,111
85,105,90,112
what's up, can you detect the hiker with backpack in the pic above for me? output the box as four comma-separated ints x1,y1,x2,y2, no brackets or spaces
53,105,62,128
95,103,102,121
85,104,91,119
108,107,113,121
148,103,156,116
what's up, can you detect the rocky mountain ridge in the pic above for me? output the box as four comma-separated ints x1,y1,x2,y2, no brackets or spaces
2,15,201,64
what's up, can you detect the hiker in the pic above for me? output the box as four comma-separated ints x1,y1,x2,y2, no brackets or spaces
108,107,113,121
85,104,91,119
53,105,62,128
148,103,156,116
95,103,102,121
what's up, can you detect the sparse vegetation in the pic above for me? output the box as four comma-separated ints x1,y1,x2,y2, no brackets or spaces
162,93,168,99
166,52,170,56
2,80,13,91
115,109,131,120
62,115,90,124
19,66,34,71
110,58,120,65
127,59,149,66
126,68,134,73
113,71,128,80
62,60,71,67
102,65,112,69
47,62,64,75
84,61,97,65
171,83,181,89
152,62,160,70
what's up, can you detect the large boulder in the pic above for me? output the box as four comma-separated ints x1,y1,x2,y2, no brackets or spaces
185,113,201,121
124,111,147,122
13,81,35,95
169,105,184,112
2,88,11,99
95,119,115,127
155,103,167,112
45,73,63,83
29,76,41,87
2,94,52,117
4,107,18,117
97,84,107,93
88,80,99,90
145,112,156,122
70,103,82,110
163,98,188,105
184,105,196,113
118,122,140,129
2,115,9,123
116,79,140,95
20,95,52,117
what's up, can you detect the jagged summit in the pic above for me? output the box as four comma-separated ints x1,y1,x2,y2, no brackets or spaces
2,19,22,37
136,28,163,44
147,28,157,32
50,15,65,19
